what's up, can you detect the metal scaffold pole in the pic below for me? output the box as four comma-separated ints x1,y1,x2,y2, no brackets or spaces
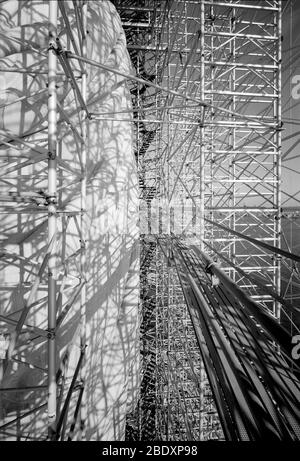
275,1,282,321
79,0,88,441
199,0,205,250
47,0,58,439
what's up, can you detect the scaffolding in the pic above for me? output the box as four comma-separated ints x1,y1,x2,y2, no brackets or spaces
155,238,223,440
0,0,300,442
202,0,282,320
0,0,90,440
116,0,300,441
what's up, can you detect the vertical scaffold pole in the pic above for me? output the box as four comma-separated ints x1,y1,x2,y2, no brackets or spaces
47,0,58,439
275,1,282,321
229,5,236,282
79,0,88,440
199,0,205,250
166,5,171,439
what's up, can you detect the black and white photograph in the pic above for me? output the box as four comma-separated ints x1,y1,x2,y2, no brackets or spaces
0,0,299,447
